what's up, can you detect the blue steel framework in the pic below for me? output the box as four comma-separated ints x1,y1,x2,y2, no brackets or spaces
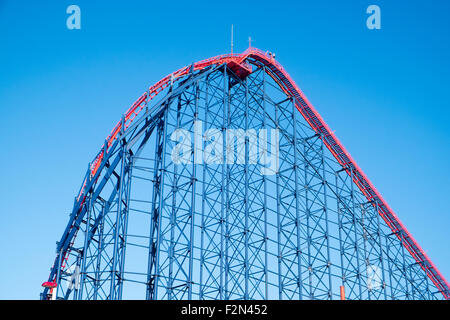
42,55,448,300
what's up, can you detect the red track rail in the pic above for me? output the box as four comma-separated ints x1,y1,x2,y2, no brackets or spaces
72,48,448,299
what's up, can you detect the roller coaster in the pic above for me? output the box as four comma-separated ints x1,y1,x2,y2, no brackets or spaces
41,47,449,300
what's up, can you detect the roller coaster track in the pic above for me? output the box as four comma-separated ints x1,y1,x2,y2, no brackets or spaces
44,47,449,299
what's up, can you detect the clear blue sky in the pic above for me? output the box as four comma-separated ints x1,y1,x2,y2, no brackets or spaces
0,0,449,299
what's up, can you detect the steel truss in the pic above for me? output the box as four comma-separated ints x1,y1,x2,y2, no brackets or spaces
42,51,448,300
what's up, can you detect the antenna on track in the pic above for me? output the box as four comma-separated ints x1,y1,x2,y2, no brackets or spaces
248,36,252,49
231,24,234,54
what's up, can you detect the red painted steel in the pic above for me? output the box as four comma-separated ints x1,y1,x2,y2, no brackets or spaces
340,286,346,301
41,281,57,289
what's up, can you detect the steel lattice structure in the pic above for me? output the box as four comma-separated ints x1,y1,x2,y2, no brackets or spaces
41,48,449,300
